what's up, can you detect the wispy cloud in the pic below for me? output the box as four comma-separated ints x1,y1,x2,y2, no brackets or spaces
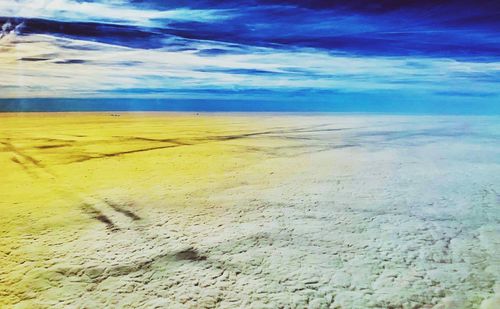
0,0,499,107
1,0,232,27
1,31,499,99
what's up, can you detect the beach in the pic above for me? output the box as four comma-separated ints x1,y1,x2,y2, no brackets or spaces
1,113,499,308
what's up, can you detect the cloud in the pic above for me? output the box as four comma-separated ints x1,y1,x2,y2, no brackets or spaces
1,31,499,100
4,1,499,58
0,0,499,106
0,19,23,42
0,0,232,27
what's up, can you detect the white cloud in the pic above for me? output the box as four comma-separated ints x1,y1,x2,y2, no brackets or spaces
1,0,232,27
1,33,499,98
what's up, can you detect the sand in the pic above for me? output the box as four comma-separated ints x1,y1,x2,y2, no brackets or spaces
0,113,499,308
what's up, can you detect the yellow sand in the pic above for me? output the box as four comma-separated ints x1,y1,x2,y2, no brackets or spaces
0,112,302,306
1,113,498,308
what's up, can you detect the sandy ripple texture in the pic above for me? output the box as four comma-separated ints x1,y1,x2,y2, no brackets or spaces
0,113,499,308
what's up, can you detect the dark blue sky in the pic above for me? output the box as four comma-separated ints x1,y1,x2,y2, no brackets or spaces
0,0,499,112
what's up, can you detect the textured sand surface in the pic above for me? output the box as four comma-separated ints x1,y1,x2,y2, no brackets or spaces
1,113,499,308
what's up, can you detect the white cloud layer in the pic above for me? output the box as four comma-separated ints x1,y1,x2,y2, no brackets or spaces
1,0,231,27
1,32,499,98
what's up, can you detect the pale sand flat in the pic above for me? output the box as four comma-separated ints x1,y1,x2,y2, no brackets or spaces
1,113,499,308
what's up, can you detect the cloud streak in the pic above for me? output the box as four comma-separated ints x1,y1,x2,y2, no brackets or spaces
1,0,232,27
0,0,499,110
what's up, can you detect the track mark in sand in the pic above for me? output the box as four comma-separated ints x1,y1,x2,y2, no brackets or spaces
35,143,72,149
70,144,179,163
64,124,349,164
10,156,36,176
81,203,119,231
1,140,45,168
2,140,56,178
174,248,207,261
54,247,208,281
103,199,141,221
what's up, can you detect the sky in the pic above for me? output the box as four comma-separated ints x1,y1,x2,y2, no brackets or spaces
0,0,499,112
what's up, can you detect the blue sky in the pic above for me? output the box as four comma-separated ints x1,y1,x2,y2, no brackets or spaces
0,0,499,111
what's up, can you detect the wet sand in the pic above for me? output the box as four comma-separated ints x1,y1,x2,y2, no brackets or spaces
0,113,499,308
